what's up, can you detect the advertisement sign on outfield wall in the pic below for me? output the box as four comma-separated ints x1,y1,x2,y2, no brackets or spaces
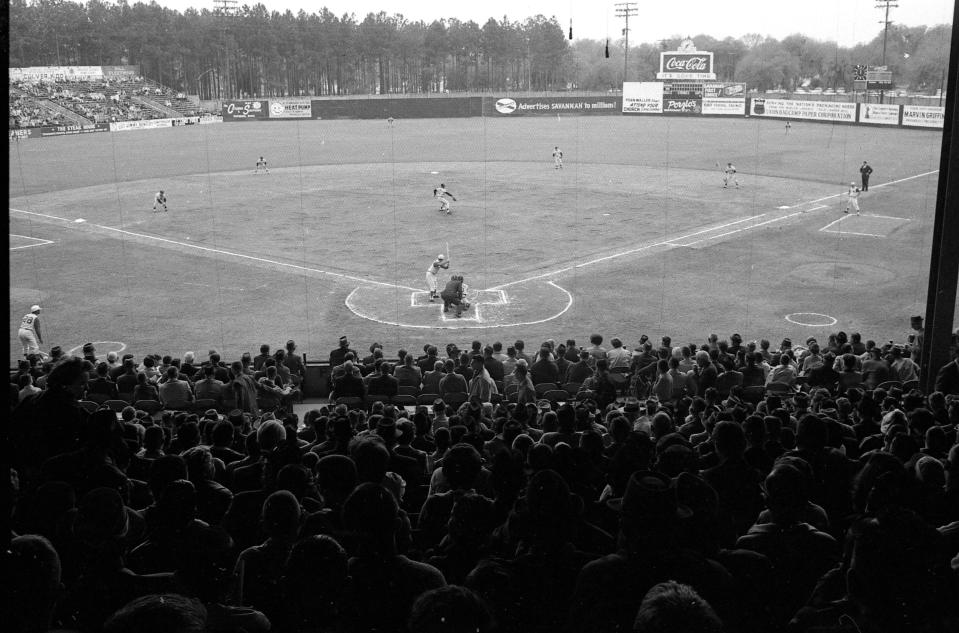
222,100,269,120
487,96,621,116
704,83,745,98
268,98,312,118
750,98,856,122
622,82,664,113
9,123,110,138
859,103,900,125
663,98,702,114
10,66,105,81
657,52,716,80
702,98,746,116
901,105,945,128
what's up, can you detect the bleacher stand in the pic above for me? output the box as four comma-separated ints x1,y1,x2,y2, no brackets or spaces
7,330,959,633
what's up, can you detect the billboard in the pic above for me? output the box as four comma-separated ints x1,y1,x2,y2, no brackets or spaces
657,52,715,80
750,98,856,122
111,119,174,131
101,65,140,79
268,98,312,119
622,82,664,113
663,98,702,114
866,66,894,90
222,100,269,120
702,98,746,116
704,83,745,98
486,96,621,116
859,103,900,126
10,123,110,139
901,105,945,128
10,66,104,81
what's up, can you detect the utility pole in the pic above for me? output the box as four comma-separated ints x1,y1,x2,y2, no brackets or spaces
614,3,638,83
876,0,898,104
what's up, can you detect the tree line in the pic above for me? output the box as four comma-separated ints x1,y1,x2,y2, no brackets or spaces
6,1,952,99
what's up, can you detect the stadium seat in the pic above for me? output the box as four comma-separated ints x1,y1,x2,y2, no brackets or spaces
902,379,920,392
117,392,135,404
563,382,582,396
543,389,568,404
84,392,109,404
766,382,796,395
876,380,903,391
391,395,417,408
78,400,99,413
397,386,419,397
193,398,217,413
443,392,468,408
742,386,766,404
104,399,129,413
417,394,440,406
134,400,163,416
335,396,364,410
534,383,558,396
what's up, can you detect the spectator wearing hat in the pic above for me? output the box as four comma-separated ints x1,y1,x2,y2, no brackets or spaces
570,471,732,633
421,360,446,394
329,336,355,369
565,349,594,384
86,361,120,399
340,483,446,632
529,346,560,385
332,360,366,400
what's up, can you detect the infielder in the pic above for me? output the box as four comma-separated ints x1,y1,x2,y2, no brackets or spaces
553,146,564,169
434,183,457,215
426,253,450,302
723,163,739,189
845,182,861,215
18,305,43,357
254,156,270,174
153,190,168,212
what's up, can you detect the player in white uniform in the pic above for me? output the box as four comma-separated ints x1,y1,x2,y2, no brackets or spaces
845,182,861,215
18,305,43,357
434,184,457,215
425,254,450,302
553,146,564,169
254,156,269,174
785,121,792,134
153,190,167,212
723,163,739,189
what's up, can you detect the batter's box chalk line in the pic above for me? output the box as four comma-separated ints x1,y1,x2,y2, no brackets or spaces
345,280,573,329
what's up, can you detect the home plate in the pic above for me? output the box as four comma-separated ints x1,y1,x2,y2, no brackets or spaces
74,218,86,223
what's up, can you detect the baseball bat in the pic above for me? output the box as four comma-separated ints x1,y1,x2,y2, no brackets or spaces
446,241,450,261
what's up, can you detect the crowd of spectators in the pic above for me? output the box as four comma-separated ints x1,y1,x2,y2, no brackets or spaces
7,329,959,633
9,76,200,128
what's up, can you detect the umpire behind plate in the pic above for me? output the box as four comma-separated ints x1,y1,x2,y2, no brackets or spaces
440,275,470,318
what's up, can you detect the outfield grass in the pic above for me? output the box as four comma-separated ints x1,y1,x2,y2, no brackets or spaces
8,116,947,363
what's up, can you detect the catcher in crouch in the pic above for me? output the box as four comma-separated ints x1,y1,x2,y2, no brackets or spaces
441,275,470,318
434,183,457,214
426,253,450,302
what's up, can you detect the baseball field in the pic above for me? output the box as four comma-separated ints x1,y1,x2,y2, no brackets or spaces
8,114,947,363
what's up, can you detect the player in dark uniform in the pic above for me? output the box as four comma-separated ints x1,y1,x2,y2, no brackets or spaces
440,275,470,318
859,161,872,191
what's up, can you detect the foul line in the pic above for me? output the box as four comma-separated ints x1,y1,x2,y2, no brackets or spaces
792,169,939,207
10,234,55,250
489,214,765,291
9,207,420,292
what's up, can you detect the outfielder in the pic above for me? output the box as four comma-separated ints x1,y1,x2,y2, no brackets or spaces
553,146,564,169
426,254,450,302
723,163,739,189
153,190,168,212
434,183,457,215
254,156,270,174
18,305,43,357
845,182,861,215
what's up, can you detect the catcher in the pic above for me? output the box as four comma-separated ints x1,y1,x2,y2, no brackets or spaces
434,183,457,214
426,253,450,302
440,275,470,318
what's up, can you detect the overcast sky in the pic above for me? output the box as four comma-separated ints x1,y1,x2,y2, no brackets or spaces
153,0,954,47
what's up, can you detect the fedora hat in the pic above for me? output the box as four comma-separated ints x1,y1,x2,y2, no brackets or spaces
607,471,692,522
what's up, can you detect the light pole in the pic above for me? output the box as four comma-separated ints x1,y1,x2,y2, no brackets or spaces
526,37,531,95
875,0,898,104
614,2,638,83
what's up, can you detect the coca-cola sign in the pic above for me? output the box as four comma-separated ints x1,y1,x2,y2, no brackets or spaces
665,56,708,71
657,52,715,80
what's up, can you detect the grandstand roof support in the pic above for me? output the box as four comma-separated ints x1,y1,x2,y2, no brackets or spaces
920,0,959,391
